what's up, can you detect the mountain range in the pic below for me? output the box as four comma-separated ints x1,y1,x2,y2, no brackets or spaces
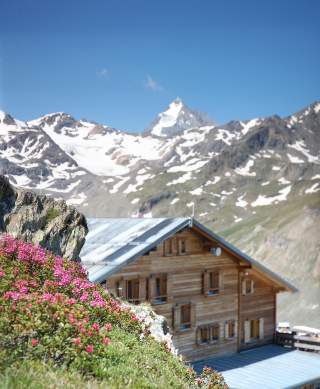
0,98,319,326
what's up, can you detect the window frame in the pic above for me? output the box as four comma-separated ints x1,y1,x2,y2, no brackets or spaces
152,273,167,304
180,303,192,330
197,323,220,345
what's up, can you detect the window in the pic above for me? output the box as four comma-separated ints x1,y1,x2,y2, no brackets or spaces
225,320,236,339
178,239,187,255
211,324,219,341
200,327,210,344
244,318,264,343
153,274,167,304
164,238,174,256
126,279,140,303
180,304,191,330
203,270,221,296
250,319,260,339
242,279,254,295
197,323,220,345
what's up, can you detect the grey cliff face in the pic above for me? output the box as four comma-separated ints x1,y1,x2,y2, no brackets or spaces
0,175,88,260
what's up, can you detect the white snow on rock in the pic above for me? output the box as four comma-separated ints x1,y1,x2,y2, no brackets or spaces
190,187,203,196
288,140,319,164
225,171,231,177
204,176,220,186
10,174,31,187
311,174,320,180
170,198,180,205
109,177,130,194
167,158,209,173
234,216,243,223
251,185,292,207
240,118,260,135
261,181,270,186
215,128,235,145
278,177,291,185
131,198,140,204
199,212,208,217
314,103,320,114
236,194,248,208
150,99,184,137
209,202,217,207
66,192,87,205
235,159,256,176
166,172,192,186
272,166,281,171
123,174,154,194
287,153,304,164
305,183,320,194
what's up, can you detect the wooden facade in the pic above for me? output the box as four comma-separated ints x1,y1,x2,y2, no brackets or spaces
104,226,286,361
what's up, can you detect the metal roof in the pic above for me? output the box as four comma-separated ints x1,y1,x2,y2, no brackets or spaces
81,217,297,292
81,218,191,282
193,344,320,389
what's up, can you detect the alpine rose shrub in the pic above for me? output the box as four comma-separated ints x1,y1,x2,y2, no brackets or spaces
0,235,227,388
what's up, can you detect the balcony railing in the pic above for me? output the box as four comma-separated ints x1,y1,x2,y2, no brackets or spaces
275,331,320,353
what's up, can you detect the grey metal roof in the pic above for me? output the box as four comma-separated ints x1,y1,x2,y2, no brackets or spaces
81,217,297,292
193,344,320,389
81,218,191,283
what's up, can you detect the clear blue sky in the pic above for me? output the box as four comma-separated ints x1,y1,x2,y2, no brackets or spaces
0,0,319,132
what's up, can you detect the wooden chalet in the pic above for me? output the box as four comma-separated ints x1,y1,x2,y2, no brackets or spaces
81,217,297,361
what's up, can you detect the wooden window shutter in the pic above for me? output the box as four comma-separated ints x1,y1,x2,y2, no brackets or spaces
139,278,146,301
242,280,246,295
149,275,156,300
190,303,196,328
244,320,251,343
251,280,255,294
259,318,264,340
196,327,200,345
219,270,224,291
203,271,209,295
117,278,125,298
234,320,238,339
173,304,181,332
167,273,173,303
224,322,229,339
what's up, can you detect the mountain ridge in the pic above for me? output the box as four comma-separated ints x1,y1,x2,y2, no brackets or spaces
0,98,319,326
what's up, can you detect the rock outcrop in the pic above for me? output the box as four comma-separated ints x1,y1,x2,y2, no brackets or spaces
0,175,87,260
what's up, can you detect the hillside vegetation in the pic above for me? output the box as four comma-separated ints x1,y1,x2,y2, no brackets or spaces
0,235,227,389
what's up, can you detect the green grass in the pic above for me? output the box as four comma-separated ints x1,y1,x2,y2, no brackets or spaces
43,207,60,227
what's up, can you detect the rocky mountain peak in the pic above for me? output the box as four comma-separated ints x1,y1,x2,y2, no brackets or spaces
146,98,214,138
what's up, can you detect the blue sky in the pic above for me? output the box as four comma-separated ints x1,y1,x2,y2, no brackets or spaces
0,0,319,132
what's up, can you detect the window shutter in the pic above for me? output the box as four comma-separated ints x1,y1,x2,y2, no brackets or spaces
190,303,196,327
173,304,181,332
259,318,264,340
219,271,224,291
196,327,200,345
203,271,209,295
117,279,125,298
139,278,146,301
244,320,250,343
149,275,156,301
242,280,246,295
167,273,173,303
234,320,238,339
251,280,254,294
224,322,229,339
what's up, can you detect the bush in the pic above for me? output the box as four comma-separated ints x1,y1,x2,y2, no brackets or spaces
43,207,60,226
0,235,228,388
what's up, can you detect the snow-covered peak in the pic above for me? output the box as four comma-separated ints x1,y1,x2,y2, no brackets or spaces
147,98,214,138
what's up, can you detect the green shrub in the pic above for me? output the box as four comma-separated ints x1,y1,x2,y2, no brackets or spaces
43,207,60,227
0,235,228,388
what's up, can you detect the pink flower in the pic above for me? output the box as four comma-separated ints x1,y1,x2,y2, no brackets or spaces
103,337,111,345
31,338,38,347
104,323,112,332
73,337,81,346
86,344,94,353
92,322,100,332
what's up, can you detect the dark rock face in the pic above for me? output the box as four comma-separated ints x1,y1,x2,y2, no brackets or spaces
0,175,88,260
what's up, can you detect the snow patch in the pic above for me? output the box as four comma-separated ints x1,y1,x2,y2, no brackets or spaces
251,185,292,207
305,183,320,194
287,153,304,164
235,160,256,176
236,194,248,208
